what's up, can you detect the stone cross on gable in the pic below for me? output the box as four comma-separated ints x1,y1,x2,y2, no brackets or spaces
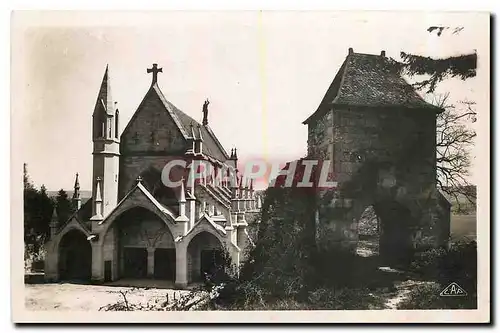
147,63,163,85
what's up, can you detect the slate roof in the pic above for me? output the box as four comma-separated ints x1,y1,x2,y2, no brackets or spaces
303,51,442,124
152,84,230,162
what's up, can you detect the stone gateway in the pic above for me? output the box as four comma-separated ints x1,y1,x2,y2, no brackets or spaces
303,49,451,259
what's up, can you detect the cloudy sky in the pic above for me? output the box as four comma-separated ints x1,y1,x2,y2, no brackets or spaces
12,11,489,191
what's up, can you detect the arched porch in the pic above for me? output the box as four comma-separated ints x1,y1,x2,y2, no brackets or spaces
103,206,177,282
186,231,225,284
58,229,92,282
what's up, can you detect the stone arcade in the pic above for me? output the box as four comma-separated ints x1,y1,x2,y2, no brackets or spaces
44,64,261,287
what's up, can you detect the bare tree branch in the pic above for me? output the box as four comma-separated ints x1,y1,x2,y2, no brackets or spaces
433,94,477,213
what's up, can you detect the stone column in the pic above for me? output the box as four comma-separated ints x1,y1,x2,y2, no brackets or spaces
225,239,240,275
91,242,104,282
175,242,188,288
44,241,59,282
147,247,155,278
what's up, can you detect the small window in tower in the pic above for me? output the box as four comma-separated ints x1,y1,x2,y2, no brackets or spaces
115,110,119,139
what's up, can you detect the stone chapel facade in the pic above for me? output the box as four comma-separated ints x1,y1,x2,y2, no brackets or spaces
44,64,261,287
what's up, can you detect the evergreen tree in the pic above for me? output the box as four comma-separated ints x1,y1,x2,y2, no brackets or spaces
24,180,54,255
398,26,478,202
399,26,477,93
56,189,73,225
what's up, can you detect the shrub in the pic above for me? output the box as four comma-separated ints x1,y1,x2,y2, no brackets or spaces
409,241,477,289
308,287,387,310
398,282,477,309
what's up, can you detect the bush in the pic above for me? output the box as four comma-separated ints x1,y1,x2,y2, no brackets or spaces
409,241,477,289
398,282,477,309
403,240,477,309
308,287,387,310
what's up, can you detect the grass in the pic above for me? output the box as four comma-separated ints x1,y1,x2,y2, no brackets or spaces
450,213,476,242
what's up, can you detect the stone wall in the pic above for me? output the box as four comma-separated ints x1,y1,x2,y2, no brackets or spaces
308,106,441,251
121,90,186,155
119,89,188,199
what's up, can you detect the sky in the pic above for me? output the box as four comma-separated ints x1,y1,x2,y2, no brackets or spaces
12,11,489,191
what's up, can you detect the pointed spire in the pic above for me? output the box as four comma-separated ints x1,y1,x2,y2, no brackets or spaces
95,177,102,202
95,65,114,116
179,177,186,203
50,204,58,237
190,122,197,139
175,177,189,225
197,124,203,141
230,148,234,159
233,148,238,160
72,173,82,211
91,177,104,220
73,173,80,191
51,204,58,224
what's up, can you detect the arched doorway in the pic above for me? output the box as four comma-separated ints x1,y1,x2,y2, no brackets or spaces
114,207,176,281
356,205,380,257
58,229,92,281
187,231,224,283
355,201,413,264
374,201,413,264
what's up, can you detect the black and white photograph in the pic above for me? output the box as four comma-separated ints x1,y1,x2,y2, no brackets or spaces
11,10,490,323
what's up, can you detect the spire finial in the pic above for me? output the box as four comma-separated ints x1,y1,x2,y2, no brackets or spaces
179,177,186,203
197,124,203,141
136,175,143,183
147,63,163,86
74,173,80,190
95,177,102,202
190,122,196,139
51,204,58,221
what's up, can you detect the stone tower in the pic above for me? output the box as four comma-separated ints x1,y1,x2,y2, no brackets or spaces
303,49,448,258
91,65,120,219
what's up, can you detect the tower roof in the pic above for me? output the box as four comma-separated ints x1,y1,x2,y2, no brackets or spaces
94,65,115,116
303,50,442,124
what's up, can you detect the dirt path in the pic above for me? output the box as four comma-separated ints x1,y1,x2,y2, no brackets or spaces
384,280,435,309
25,283,187,311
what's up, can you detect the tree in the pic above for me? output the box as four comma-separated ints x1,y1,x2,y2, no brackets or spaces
433,93,477,211
56,189,73,225
23,163,34,190
400,52,477,93
398,27,478,205
399,26,477,94
24,167,54,256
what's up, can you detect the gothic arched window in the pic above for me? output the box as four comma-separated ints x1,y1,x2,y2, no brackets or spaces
115,110,119,139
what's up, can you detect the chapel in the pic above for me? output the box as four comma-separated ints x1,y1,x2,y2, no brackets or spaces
44,64,261,287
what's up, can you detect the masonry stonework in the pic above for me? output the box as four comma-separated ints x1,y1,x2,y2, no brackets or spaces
44,64,260,287
304,50,450,258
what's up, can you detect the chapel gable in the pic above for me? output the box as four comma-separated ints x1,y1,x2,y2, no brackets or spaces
120,87,187,154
